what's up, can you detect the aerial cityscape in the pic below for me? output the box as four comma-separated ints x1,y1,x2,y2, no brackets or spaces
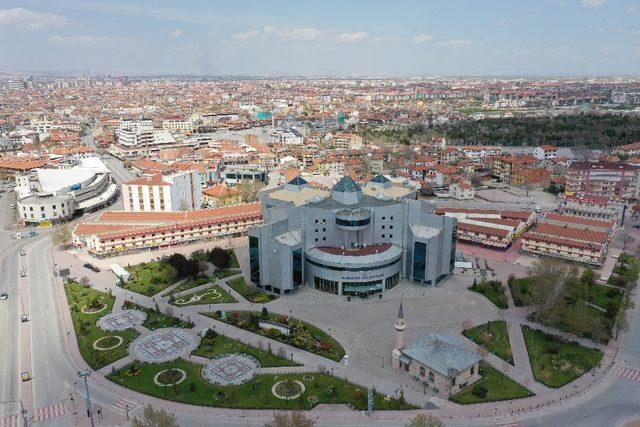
1,1,640,427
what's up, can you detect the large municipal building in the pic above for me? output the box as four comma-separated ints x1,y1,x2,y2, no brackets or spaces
249,175,456,297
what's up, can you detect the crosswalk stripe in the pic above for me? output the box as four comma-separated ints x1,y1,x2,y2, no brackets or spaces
617,367,640,383
0,415,19,427
112,398,140,415
31,402,67,423
494,414,519,427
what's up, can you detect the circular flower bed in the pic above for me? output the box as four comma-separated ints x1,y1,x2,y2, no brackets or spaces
93,335,123,351
214,391,227,400
307,395,319,404
153,368,187,387
272,380,305,400
302,374,314,381
81,303,107,314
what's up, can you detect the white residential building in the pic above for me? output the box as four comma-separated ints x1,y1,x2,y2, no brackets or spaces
122,170,202,212
162,117,193,135
449,181,475,200
533,145,558,160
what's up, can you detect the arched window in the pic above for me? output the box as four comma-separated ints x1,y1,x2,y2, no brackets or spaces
428,371,435,382
419,367,425,377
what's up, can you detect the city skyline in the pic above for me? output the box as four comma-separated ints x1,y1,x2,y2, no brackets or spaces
1,0,640,77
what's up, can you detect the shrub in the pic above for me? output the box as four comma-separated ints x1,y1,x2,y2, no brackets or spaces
471,384,488,398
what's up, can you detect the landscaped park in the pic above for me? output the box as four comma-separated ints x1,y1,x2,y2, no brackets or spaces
60,244,639,414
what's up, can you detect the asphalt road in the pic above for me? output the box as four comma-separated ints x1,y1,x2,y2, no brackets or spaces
0,237,21,417
26,238,73,426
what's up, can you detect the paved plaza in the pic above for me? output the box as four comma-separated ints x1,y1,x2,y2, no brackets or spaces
97,309,147,331
201,354,260,386
131,329,199,363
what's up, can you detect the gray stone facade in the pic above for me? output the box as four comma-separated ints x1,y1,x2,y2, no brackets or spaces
249,176,456,296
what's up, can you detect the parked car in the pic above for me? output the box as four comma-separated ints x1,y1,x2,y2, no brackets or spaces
19,249,26,256
21,371,32,382
19,271,26,278
0,292,8,300
83,262,100,272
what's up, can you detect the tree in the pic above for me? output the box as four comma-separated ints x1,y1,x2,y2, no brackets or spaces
165,253,199,279
528,258,569,309
52,224,72,248
131,405,179,427
209,247,231,270
261,306,269,320
237,179,264,203
405,413,444,427
264,411,315,427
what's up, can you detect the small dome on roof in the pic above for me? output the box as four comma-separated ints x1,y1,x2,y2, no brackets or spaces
288,176,307,186
333,176,362,193
370,174,390,184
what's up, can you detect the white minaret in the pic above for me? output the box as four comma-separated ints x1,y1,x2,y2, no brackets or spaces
391,300,406,369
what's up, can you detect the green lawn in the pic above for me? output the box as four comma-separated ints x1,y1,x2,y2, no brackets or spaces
214,270,241,280
469,280,508,309
64,281,139,369
522,326,603,388
163,275,213,296
192,334,300,367
122,301,194,330
123,262,179,296
587,285,622,311
206,311,345,362
452,362,533,404
463,321,513,365
107,359,415,410
509,278,536,307
227,276,271,303
229,249,240,268
170,285,236,306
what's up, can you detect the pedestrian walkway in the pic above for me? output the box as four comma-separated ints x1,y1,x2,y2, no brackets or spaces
505,321,548,394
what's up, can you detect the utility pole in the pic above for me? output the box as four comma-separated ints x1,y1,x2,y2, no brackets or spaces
20,399,28,427
77,370,95,427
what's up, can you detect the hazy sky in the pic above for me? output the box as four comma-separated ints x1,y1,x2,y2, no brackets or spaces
0,0,639,76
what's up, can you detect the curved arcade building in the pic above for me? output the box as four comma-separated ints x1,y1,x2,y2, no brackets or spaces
249,175,456,297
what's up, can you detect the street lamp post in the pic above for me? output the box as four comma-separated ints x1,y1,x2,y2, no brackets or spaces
77,369,95,427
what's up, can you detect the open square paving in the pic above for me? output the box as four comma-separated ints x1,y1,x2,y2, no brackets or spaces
131,329,198,363
97,309,147,331
201,354,260,386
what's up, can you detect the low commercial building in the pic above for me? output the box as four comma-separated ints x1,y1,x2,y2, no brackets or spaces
521,218,613,265
435,207,535,249
557,194,622,222
16,156,118,224
249,176,456,296
221,165,267,185
72,202,262,256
